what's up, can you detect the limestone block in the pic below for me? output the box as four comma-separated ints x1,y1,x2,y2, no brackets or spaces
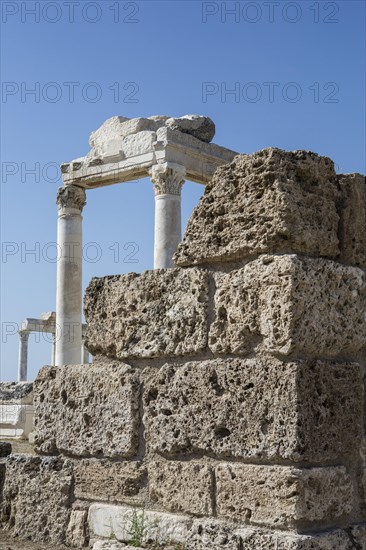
148,460,213,516
66,510,88,548
73,459,146,504
186,519,241,549
174,148,339,266
338,173,366,268
187,521,355,549
143,358,362,463
166,114,215,142
210,255,366,357
236,527,356,550
33,362,140,458
121,131,157,157
1,455,72,544
215,464,353,528
89,116,164,147
88,502,192,544
84,268,209,360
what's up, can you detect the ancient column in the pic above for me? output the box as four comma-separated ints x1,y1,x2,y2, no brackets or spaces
149,163,186,269
55,185,86,366
17,330,29,381
51,334,56,367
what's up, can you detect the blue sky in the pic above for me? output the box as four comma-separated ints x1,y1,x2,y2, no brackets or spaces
1,0,365,381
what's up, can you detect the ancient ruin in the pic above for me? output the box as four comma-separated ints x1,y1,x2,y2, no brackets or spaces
0,116,365,549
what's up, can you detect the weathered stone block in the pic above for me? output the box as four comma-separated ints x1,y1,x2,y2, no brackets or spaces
34,362,140,458
66,509,88,548
84,268,209,360
186,519,241,549
1,455,72,544
338,173,366,268
215,464,353,528
143,358,362,463
210,255,366,357
73,459,146,504
148,460,213,516
186,521,356,549
175,148,339,266
236,527,357,550
88,503,192,544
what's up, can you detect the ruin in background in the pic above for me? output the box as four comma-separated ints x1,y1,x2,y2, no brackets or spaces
0,117,365,549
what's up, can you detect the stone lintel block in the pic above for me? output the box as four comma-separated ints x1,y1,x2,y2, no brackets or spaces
84,268,209,360
338,173,366,268
215,463,353,528
210,255,366,357
73,458,147,504
175,148,340,266
187,520,358,549
1,454,73,544
33,362,140,458
143,358,363,463
148,460,213,516
88,502,192,544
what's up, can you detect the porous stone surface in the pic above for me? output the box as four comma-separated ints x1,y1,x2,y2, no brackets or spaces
338,173,366,268
186,519,241,549
1,455,72,544
174,148,340,266
88,503,192,544
236,527,356,550
186,521,358,549
350,524,366,547
215,464,353,528
143,358,362,463
148,460,213,516
84,268,208,360
33,363,140,458
0,382,33,402
210,255,366,357
73,459,146,503
166,114,215,142
65,510,88,548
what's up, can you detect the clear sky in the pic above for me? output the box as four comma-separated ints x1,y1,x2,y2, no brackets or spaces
1,0,365,381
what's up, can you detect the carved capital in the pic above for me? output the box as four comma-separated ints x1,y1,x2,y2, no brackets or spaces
149,163,186,196
57,185,86,211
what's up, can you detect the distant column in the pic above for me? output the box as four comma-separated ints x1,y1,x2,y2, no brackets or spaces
51,334,56,366
55,185,86,366
18,330,30,382
149,163,186,269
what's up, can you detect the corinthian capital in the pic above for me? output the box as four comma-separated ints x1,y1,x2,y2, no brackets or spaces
57,185,86,212
149,163,186,196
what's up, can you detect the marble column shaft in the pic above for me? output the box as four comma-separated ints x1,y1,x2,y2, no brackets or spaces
150,163,186,269
55,185,86,366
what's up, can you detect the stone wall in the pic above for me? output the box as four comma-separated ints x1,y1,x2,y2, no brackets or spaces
1,148,365,549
